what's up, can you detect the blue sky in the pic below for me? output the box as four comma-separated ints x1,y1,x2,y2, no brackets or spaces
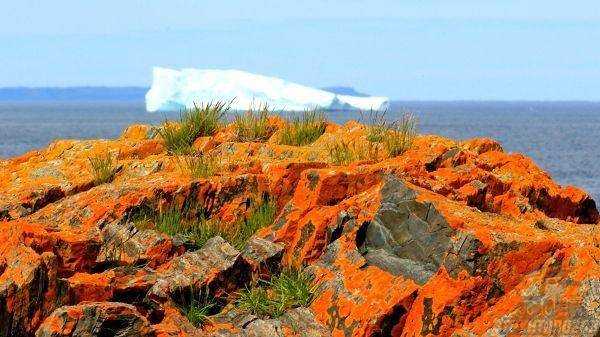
1,1,599,100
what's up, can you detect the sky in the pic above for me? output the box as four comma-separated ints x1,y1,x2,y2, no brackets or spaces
1,1,599,100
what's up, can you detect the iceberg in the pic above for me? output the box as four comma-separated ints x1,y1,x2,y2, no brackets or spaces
145,67,389,112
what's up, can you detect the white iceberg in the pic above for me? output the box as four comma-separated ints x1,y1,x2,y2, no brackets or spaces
145,67,389,112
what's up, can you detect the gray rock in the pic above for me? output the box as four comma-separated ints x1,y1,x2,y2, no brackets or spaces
358,175,472,285
357,175,454,284
148,237,250,302
242,237,284,276
96,220,173,267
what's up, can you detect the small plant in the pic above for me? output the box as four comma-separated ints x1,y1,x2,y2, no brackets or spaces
236,286,274,317
146,205,218,247
328,141,355,165
269,267,320,309
183,101,229,138
328,140,383,165
189,217,227,248
363,110,388,143
134,197,276,250
152,206,186,237
229,198,277,250
155,121,195,155
89,152,117,184
280,109,327,146
178,288,216,327
234,104,275,142
382,112,417,157
156,101,229,154
178,152,220,179
184,300,213,327
236,267,320,318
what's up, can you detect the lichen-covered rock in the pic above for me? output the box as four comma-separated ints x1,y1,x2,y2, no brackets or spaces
0,120,598,336
148,236,249,303
241,237,284,278
35,302,155,337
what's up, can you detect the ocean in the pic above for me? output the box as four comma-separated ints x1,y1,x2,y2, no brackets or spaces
1,101,599,201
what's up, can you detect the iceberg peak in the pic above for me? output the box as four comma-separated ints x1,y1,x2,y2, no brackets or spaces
145,67,388,112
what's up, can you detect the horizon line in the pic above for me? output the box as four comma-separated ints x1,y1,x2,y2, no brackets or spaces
0,87,599,103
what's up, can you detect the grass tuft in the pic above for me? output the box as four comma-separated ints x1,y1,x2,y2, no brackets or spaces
156,101,229,154
270,268,320,308
177,152,221,179
328,140,383,165
133,197,277,250
229,198,277,250
154,121,194,155
236,267,320,318
177,288,216,327
234,104,275,142
89,153,117,185
236,286,273,317
280,109,327,146
363,110,389,143
382,112,417,157
184,101,229,138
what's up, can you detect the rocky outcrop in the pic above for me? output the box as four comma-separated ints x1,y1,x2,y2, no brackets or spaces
0,119,598,336
35,302,155,337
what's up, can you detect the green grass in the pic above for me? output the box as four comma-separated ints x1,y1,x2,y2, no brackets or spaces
382,112,417,157
154,121,194,155
236,286,274,317
234,104,275,142
363,110,388,143
327,141,354,165
183,299,214,327
138,205,220,247
230,198,277,249
88,153,117,185
188,217,226,248
184,101,229,138
177,152,220,179
133,197,277,250
152,206,186,237
328,140,383,165
156,101,229,154
236,267,320,318
270,268,320,308
178,289,216,327
280,109,327,146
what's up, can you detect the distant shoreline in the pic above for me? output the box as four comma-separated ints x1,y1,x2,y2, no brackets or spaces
1,87,599,103
0,87,148,101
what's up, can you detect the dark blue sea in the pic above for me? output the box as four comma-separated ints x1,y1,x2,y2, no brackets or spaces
1,101,599,201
